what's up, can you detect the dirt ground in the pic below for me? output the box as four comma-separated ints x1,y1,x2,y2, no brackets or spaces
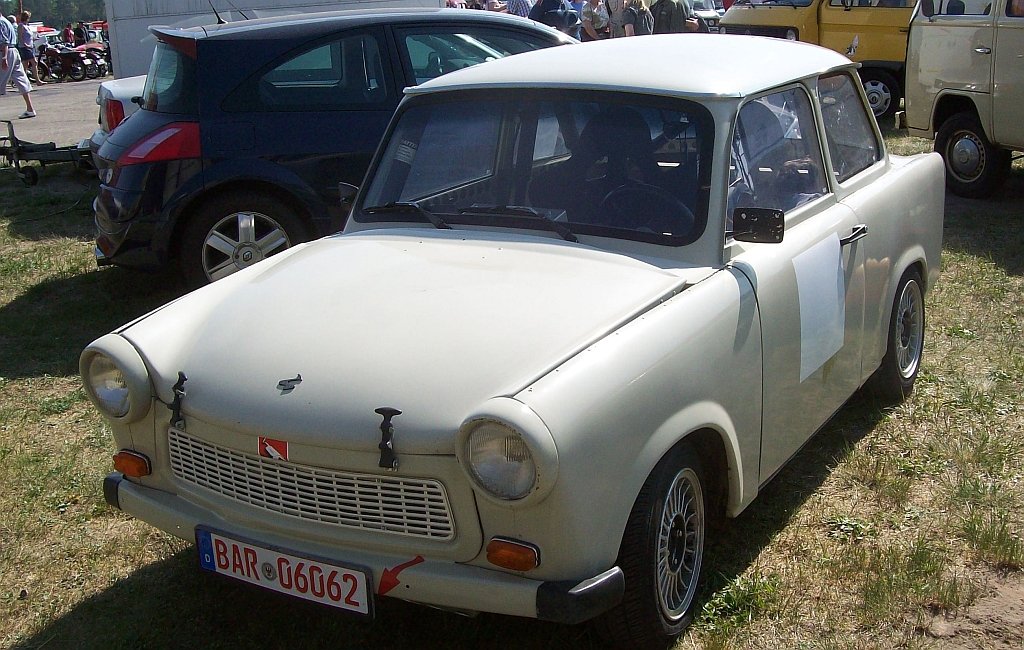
924,572,1024,649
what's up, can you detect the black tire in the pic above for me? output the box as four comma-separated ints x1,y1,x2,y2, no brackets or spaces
20,167,39,187
859,68,900,120
179,192,310,288
935,111,1011,198
594,444,707,648
866,269,925,403
68,62,86,81
85,63,100,79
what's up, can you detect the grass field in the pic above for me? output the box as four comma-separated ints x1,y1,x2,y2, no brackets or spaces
1,133,1022,649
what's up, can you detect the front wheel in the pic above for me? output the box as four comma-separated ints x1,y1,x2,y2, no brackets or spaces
935,111,1011,198
85,63,100,79
179,192,310,288
595,445,707,647
866,269,925,403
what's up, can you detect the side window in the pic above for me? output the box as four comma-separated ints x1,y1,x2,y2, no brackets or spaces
923,0,991,14
828,0,910,7
224,32,390,111
817,73,882,183
399,28,555,84
1008,0,1024,15
728,87,828,221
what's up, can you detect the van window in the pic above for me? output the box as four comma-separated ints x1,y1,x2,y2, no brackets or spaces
817,73,881,182
828,0,911,7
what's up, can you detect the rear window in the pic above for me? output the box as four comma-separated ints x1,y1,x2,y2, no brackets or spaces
142,41,198,114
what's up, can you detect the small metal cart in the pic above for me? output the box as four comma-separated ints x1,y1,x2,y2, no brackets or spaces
1,119,94,186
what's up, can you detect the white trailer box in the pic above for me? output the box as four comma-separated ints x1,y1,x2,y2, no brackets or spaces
105,0,445,78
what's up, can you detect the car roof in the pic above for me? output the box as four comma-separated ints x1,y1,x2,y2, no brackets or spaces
151,8,564,41
407,34,855,100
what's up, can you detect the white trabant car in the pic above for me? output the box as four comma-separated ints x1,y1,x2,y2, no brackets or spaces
82,35,943,646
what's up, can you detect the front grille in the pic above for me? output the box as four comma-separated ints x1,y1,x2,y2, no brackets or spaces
168,429,455,541
720,24,788,38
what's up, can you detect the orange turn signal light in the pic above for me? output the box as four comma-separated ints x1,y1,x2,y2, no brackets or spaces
113,450,151,478
486,537,540,571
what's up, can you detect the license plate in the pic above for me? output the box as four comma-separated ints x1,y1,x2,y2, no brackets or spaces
196,526,373,616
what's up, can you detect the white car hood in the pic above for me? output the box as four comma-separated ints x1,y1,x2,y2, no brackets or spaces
123,230,715,454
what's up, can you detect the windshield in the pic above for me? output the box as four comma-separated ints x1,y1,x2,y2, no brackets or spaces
358,90,713,246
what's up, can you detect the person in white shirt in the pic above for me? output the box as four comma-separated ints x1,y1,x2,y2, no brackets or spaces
0,14,36,118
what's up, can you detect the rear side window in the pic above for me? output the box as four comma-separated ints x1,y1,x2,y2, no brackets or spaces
817,73,882,183
397,27,557,84
223,31,391,111
142,41,198,114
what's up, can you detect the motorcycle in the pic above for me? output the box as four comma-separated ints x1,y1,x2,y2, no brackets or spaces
37,44,92,82
75,42,109,78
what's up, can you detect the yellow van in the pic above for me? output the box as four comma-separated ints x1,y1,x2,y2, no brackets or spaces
720,0,915,118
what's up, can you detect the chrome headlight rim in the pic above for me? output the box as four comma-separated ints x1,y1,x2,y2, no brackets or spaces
80,334,152,423
457,399,559,507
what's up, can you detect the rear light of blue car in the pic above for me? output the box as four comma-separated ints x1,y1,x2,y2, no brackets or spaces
117,122,201,166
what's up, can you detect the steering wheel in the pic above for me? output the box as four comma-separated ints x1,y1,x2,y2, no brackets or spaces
597,182,695,236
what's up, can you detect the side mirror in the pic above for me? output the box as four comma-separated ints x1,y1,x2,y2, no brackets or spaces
920,0,935,16
338,182,359,208
729,207,784,243
130,95,144,107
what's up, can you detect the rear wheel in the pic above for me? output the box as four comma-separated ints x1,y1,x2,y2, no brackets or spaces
859,69,900,120
68,62,86,81
935,111,1011,198
180,192,310,288
866,269,925,403
595,444,707,647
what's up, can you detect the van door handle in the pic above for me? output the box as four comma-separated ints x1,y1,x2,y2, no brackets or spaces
975,46,992,54
840,224,868,246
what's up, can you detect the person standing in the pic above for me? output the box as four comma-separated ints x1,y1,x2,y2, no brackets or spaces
622,0,654,35
0,15,37,118
17,11,44,84
61,22,73,44
507,0,533,16
73,21,87,46
581,0,610,40
650,0,697,33
607,0,627,37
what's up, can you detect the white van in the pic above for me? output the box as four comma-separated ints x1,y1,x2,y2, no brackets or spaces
902,0,1024,197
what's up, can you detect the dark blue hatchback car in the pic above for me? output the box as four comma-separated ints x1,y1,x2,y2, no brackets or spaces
94,9,573,287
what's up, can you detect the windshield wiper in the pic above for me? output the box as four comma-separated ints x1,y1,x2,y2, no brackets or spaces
457,205,578,243
362,201,450,230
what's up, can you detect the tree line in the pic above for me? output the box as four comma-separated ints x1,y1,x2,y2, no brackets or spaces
3,0,106,27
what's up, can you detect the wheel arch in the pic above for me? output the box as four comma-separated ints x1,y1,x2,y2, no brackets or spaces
932,92,986,138
167,179,316,262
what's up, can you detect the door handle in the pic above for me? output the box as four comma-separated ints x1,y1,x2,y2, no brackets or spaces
840,224,868,246
974,46,992,54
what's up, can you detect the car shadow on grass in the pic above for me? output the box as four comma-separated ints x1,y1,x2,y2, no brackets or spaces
942,168,1024,277
0,266,185,380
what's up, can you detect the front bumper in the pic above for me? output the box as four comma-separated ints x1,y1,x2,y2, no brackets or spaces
103,472,624,624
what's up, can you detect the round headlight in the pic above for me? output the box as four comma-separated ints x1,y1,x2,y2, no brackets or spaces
466,421,537,500
85,353,131,417
785,28,798,40
718,25,727,34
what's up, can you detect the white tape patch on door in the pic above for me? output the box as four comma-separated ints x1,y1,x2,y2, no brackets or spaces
793,232,845,382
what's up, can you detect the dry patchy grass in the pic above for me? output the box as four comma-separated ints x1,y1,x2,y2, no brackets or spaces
1,133,1022,649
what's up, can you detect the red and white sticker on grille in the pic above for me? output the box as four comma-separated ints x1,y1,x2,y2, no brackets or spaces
258,437,289,460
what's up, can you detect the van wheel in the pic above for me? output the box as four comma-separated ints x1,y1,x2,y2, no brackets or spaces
866,269,925,403
180,193,309,288
594,445,707,647
936,111,1011,198
859,69,899,119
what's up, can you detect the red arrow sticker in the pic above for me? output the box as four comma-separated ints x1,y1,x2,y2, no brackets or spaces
378,555,425,595
258,437,288,460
